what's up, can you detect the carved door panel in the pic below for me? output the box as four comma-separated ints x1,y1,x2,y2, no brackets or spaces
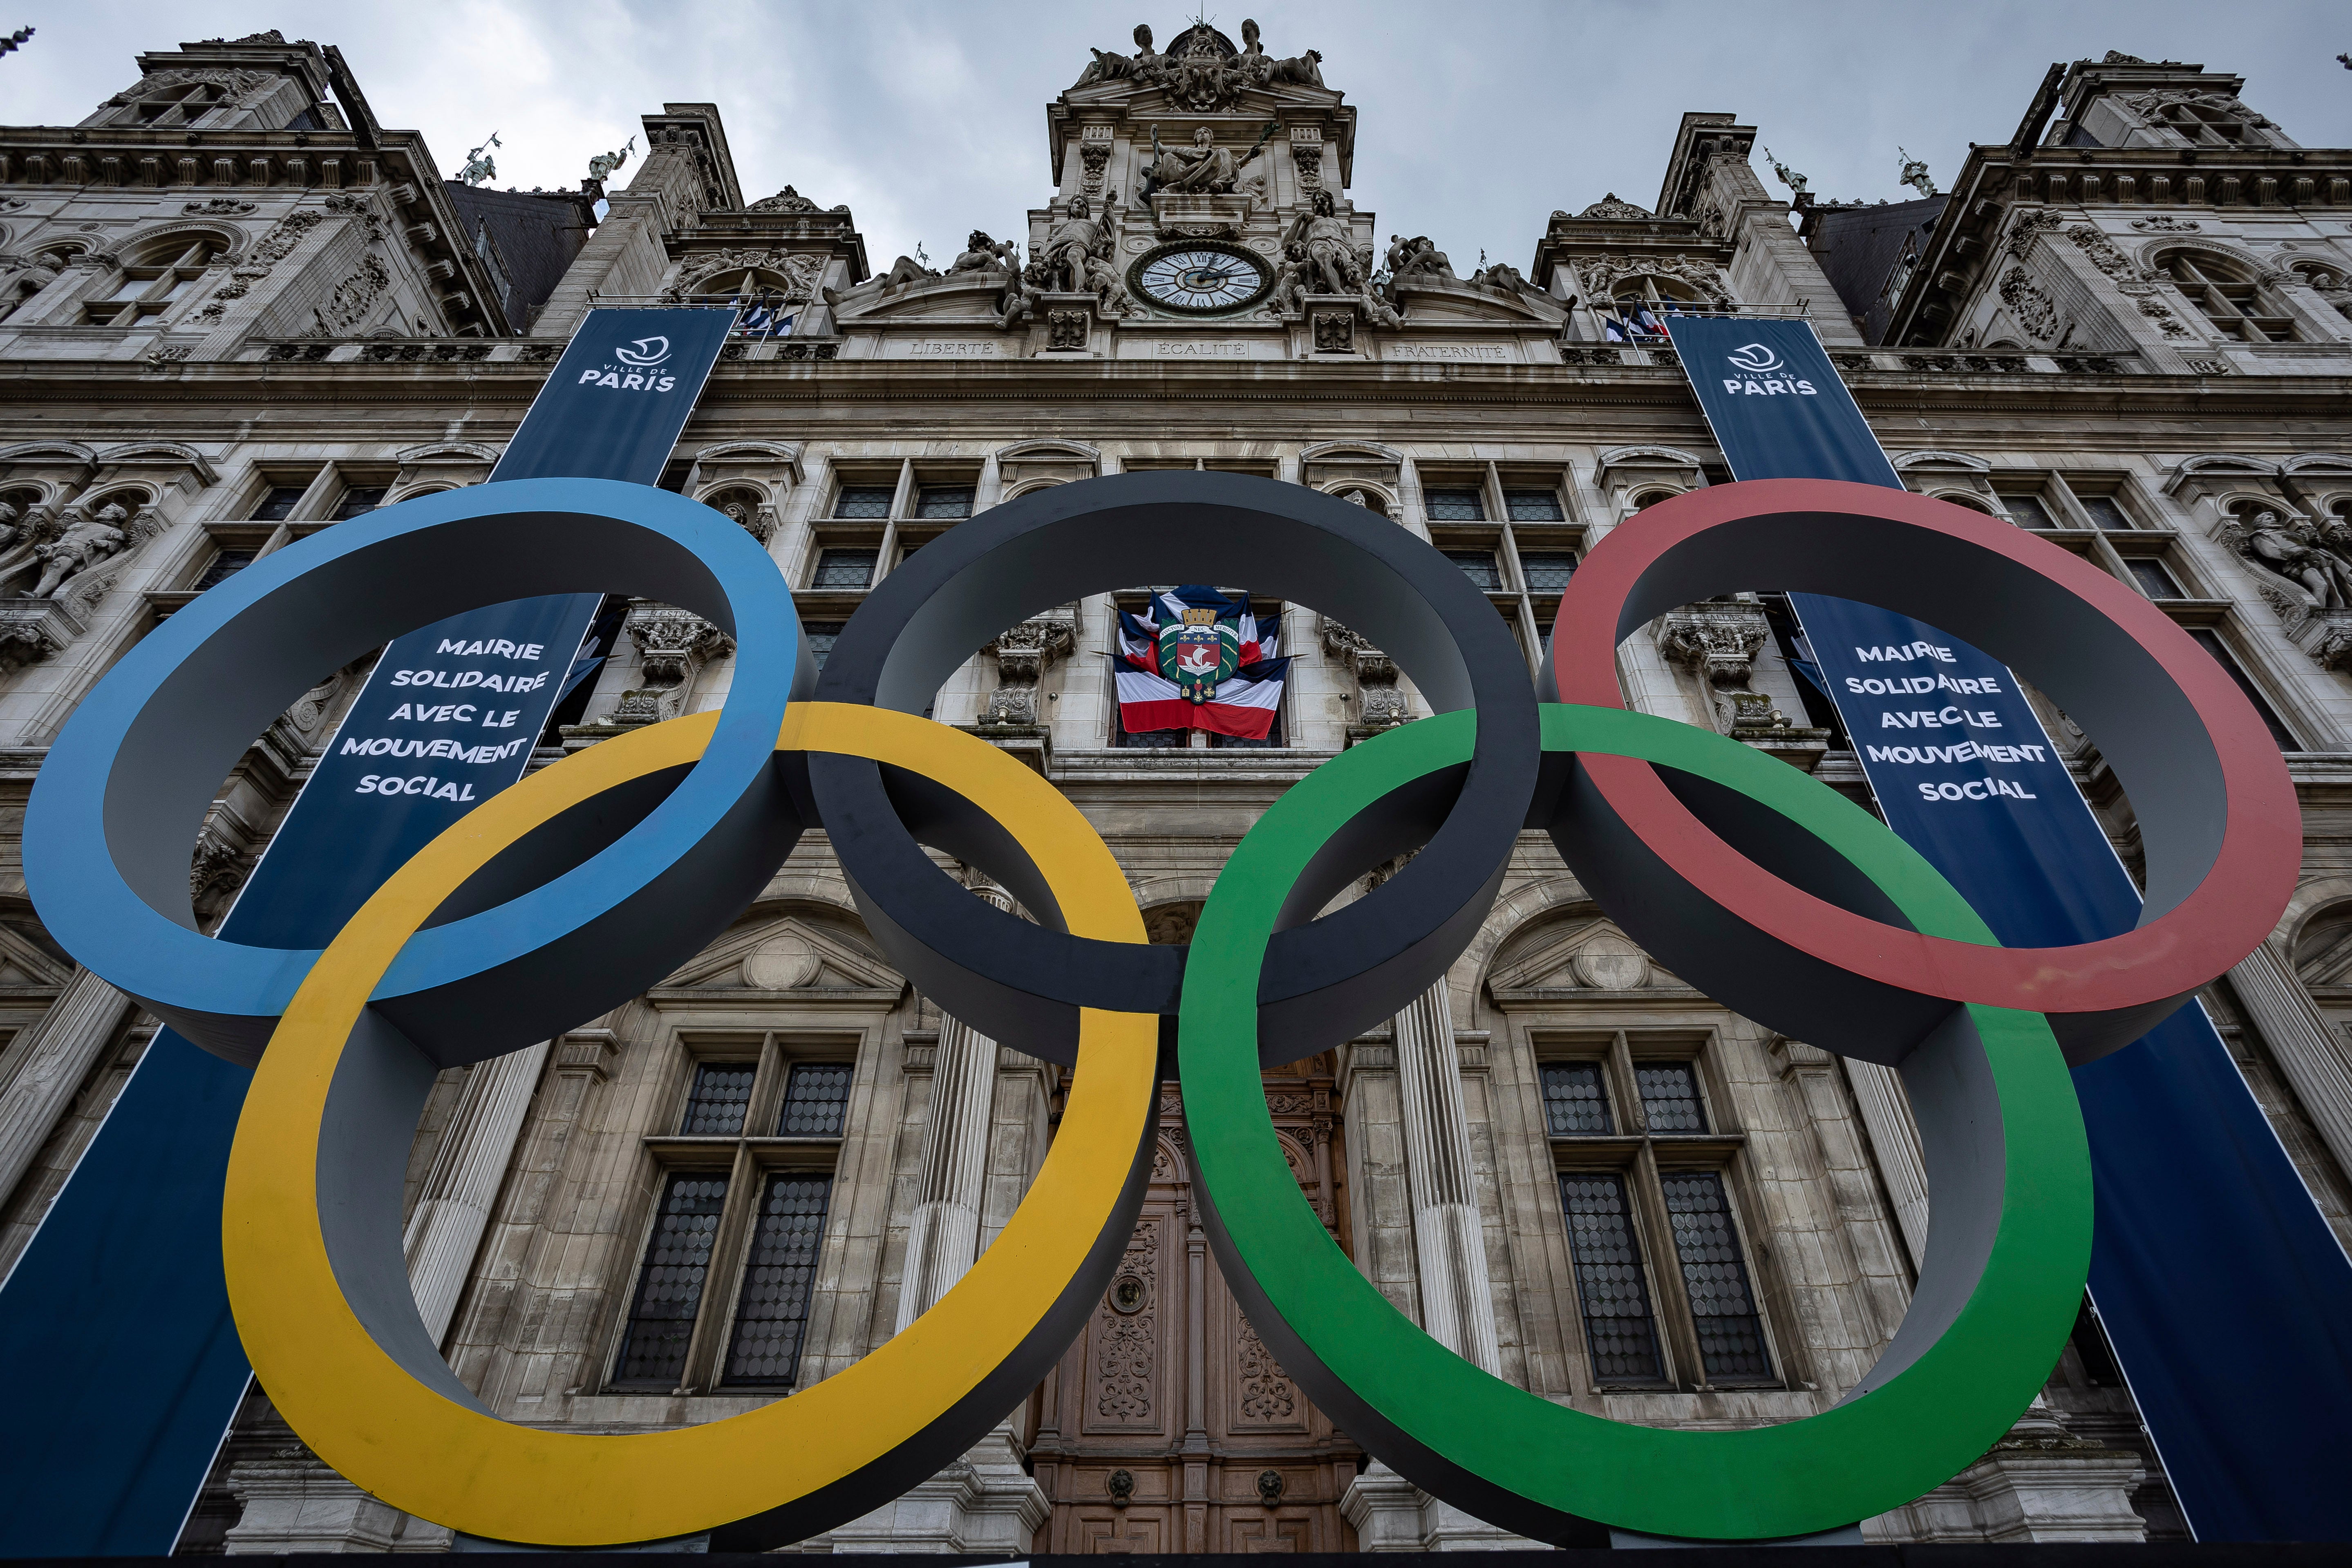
1029,1067,1359,1554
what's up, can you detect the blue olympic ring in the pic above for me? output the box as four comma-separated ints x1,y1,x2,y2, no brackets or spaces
24,477,808,1068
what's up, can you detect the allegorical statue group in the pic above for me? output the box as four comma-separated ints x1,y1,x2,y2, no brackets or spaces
1072,19,1323,110
2224,506,2352,610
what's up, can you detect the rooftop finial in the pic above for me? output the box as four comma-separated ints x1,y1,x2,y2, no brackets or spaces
1762,145,1808,196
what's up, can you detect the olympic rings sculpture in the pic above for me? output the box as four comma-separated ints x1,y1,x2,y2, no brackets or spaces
22,471,2296,1547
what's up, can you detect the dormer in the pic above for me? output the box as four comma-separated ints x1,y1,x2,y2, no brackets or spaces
2053,55,2297,153
83,31,342,135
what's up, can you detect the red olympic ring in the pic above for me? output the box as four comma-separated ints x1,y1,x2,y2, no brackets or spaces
1546,478,2299,1064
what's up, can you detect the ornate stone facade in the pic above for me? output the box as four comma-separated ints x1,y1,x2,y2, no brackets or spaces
4,22,2351,1559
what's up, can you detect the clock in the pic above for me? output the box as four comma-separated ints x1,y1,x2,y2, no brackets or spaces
1128,242,1272,315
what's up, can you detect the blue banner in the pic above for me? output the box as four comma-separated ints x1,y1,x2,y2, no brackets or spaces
1667,312,2352,1541
0,308,736,1555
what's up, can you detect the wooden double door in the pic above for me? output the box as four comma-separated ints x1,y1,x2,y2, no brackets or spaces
1027,1065,1361,1553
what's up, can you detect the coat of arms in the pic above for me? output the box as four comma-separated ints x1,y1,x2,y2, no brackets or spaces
1161,604,1240,702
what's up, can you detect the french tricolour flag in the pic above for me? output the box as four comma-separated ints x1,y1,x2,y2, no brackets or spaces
1114,586,1291,740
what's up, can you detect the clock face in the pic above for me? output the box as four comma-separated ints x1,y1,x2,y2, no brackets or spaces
1130,243,1272,314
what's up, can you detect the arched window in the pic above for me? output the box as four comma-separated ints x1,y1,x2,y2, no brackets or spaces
2155,101,2247,147
1631,489,1678,511
1603,276,1709,341
83,237,225,327
2161,252,2297,344
1935,492,1992,515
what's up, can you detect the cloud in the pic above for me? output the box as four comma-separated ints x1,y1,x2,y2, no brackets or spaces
13,0,2347,275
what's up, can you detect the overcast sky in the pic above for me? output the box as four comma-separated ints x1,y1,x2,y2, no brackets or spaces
9,2,2350,274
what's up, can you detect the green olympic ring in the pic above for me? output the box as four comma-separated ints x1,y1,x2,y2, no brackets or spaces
1180,703,2091,1543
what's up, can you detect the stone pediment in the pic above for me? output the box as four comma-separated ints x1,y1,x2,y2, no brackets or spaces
659,914,902,994
832,273,1008,322
1390,277,1564,325
1486,919,1686,997
0,922,73,991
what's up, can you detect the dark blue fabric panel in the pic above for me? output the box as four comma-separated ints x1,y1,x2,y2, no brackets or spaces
0,308,736,1555
1679,315,2352,1541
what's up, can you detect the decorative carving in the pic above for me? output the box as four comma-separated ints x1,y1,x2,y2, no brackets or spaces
2117,87,2272,133
982,616,1074,727
1571,252,1730,311
1094,1219,1158,1421
1311,308,1354,352
107,67,262,107
310,251,389,336
182,198,256,215
710,494,776,544
0,597,86,674
1266,245,1309,315
1655,603,1793,735
604,604,734,726
1998,268,2060,342
2186,358,2234,376
2130,215,2202,233
1577,193,1652,220
195,209,327,324
1072,22,1163,89
1046,307,1090,351
1235,1315,1297,1423
145,343,193,364
1083,251,1134,318
2066,224,2143,282
745,186,821,214
675,248,827,302
1322,619,1405,731
2005,208,2062,259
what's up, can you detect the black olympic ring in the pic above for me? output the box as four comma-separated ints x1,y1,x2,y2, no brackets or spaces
810,470,1541,1066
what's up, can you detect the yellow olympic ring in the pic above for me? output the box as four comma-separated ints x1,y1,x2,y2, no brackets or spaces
224,703,1157,1547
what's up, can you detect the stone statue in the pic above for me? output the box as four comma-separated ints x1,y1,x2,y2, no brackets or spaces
2229,508,2352,608
1143,121,1277,199
29,503,128,600
1237,18,1274,84
0,497,20,553
1762,145,1807,197
1266,243,1310,315
1897,146,1938,199
1083,251,1134,318
1282,188,1363,296
950,230,1016,275
1074,22,1162,88
1266,48,1325,88
586,135,636,185
1393,236,1456,283
1041,196,1110,293
874,253,939,291
998,256,1045,331
457,132,501,189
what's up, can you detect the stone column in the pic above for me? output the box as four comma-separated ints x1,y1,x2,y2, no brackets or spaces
1845,1058,1930,1271
0,967,133,1215
2227,941,2352,1181
1392,977,1501,1375
807,885,1045,1552
1377,978,1538,1550
403,1042,549,1343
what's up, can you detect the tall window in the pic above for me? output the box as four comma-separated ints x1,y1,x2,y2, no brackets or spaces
914,485,973,519
613,1042,853,1391
1425,488,1485,521
831,485,894,519
1545,1033,1774,1390
2186,629,2299,751
2163,254,2297,344
802,621,846,672
83,239,224,327
810,548,878,589
248,481,313,522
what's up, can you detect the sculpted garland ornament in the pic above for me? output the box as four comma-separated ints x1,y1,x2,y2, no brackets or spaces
1129,240,1272,314
20,472,2295,1547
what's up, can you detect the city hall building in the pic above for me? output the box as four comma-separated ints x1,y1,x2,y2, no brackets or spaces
4,22,2352,1555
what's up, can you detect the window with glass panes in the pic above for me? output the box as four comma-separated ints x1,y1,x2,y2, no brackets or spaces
1504,488,1566,522
2188,629,2299,750
615,1040,855,1391
803,622,845,671
1544,1034,1774,1388
810,548,877,589
1540,1062,1613,1134
1519,551,1576,591
777,1062,853,1136
193,549,257,591
914,485,973,519
722,1174,832,1384
1995,489,2060,529
2126,558,2186,599
681,1062,756,1135
1444,549,1502,589
1558,1173,1665,1382
332,485,387,520
248,483,312,522
1660,1172,1771,1380
2163,253,2297,343
1425,488,1486,521
83,240,224,326
831,485,894,519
